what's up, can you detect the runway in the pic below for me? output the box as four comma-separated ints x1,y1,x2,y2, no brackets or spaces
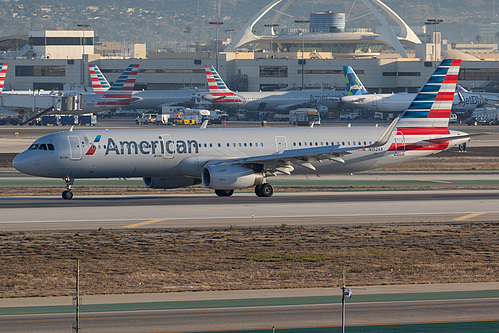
1,190,498,231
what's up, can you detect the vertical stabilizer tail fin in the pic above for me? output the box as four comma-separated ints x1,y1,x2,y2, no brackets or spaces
398,59,461,129
0,62,8,93
89,64,110,94
343,66,368,96
98,64,140,106
204,65,241,102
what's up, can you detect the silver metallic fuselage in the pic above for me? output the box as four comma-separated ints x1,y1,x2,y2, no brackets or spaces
13,126,469,181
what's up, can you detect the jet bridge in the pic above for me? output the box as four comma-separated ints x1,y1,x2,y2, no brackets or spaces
0,92,81,125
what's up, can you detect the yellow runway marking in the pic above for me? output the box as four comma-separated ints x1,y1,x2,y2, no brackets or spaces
124,219,165,228
452,213,486,221
416,179,453,184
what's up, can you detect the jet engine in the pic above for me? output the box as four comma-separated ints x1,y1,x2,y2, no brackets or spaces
202,165,264,190
143,176,201,189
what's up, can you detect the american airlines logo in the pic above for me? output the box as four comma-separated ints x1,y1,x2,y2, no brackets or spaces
104,138,199,156
85,135,101,155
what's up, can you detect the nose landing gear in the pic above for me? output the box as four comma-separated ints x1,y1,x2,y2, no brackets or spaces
62,177,74,200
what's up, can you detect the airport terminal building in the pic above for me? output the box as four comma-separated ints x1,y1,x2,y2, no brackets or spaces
1,0,499,100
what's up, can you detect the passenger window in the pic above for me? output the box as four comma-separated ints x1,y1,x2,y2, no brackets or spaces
299,142,302,146
209,143,213,148
244,143,247,147
218,143,221,147
293,142,296,146
249,143,253,147
226,143,229,147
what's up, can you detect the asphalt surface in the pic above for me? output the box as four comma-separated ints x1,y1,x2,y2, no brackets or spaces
1,190,498,231
1,284,498,332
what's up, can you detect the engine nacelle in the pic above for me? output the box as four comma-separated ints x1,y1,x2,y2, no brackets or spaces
143,176,201,189
202,165,264,190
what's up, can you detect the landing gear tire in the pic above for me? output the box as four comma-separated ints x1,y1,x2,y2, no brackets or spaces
215,189,234,197
62,190,73,200
255,183,273,197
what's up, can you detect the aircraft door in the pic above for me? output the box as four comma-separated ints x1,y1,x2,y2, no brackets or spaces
394,131,405,156
68,136,82,160
275,136,288,154
161,134,174,159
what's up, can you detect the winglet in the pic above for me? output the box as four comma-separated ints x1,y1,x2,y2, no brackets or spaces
369,117,399,147
200,119,209,129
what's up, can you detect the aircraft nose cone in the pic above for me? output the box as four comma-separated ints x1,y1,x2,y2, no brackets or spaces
13,152,33,174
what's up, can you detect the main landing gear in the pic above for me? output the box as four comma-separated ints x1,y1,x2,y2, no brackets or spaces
255,183,273,197
214,184,274,198
62,177,74,200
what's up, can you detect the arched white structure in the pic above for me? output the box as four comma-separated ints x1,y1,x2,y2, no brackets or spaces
226,0,422,58
224,0,284,52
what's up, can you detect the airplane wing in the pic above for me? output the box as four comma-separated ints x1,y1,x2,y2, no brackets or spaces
208,118,399,175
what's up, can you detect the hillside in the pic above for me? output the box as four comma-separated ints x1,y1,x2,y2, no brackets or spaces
0,0,495,51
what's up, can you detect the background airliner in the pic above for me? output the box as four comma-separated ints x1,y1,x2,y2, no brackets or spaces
0,63,142,116
13,60,471,199
340,65,496,114
203,65,346,112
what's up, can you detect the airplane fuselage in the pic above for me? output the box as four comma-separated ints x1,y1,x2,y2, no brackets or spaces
212,90,347,111
13,126,468,182
341,92,495,113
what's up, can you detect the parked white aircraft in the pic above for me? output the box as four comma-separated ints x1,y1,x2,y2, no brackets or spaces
340,65,495,114
202,65,346,111
14,60,472,199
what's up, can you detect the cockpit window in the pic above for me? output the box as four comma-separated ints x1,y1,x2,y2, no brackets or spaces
28,143,55,151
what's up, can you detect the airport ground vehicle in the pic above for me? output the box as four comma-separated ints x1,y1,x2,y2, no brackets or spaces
79,114,97,126
465,116,493,126
60,115,78,126
289,108,321,126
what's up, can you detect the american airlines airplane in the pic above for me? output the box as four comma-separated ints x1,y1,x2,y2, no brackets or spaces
340,65,495,114
13,60,471,199
0,63,142,115
203,65,346,111
89,64,208,110
78,64,142,113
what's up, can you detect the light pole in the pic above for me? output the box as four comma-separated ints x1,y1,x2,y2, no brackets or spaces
77,24,90,87
225,28,234,50
184,26,192,52
341,270,352,333
209,20,224,71
294,19,309,90
264,23,279,52
425,19,443,66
